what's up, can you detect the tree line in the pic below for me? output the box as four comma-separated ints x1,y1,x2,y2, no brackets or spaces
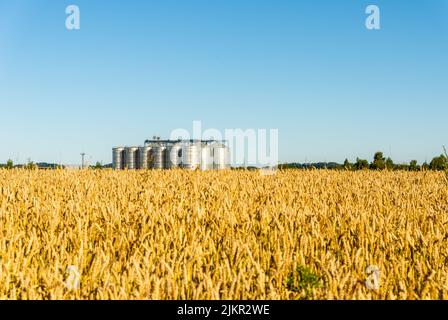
279,150,448,171
0,159,108,170
0,159,64,170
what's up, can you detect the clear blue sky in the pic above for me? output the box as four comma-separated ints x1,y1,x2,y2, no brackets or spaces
0,0,447,165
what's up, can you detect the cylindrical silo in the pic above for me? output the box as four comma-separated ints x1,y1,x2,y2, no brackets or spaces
182,142,201,170
152,145,166,169
212,143,230,169
200,144,213,170
165,143,183,169
139,146,152,169
112,147,125,170
124,147,139,170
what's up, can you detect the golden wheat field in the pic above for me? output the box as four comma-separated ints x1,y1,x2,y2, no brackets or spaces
0,169,447,300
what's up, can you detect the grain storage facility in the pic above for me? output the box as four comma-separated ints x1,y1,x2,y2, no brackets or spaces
112,139,230,170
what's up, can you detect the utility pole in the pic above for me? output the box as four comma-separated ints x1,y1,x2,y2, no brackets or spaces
80,153,86,169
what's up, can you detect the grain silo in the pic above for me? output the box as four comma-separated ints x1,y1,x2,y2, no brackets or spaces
138,146,152,169
200,144,213,170
124,147,139,170
212,143,230,169
182,142,201,170
112,147,125,170
113,139,230,170
152,145,167,169
165,143,183,169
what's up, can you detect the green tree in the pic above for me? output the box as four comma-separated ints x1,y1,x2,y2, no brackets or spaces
371,151,386,170
429,154,447,170
343,159,352,170
24,160,37,170
6,159,13,169
385,157,394,170
409,160,418,171
92,161,103,170
355,158,369,170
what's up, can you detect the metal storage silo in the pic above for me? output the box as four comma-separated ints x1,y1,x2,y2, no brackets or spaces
182,142,201,170
112,147,125,170
165,143,183,169
200,144,213,170
139,146,152,169
124,147,139,170
212,143,230,169
152,145,166,169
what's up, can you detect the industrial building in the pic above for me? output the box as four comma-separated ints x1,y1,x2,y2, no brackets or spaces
112,139,231,170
